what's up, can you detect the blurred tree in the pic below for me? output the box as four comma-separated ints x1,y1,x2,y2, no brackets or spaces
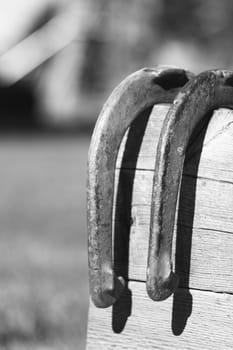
2,0,233,128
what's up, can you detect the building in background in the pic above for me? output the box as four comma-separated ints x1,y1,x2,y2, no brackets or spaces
1,0,233,128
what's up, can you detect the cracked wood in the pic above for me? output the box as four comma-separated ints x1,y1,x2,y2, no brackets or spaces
87,281,233,350
87,104,233,350
114,104,233,293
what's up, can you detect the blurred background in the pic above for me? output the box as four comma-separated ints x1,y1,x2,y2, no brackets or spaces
1,0,233,349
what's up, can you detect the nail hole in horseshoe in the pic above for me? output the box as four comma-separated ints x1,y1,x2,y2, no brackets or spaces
154,71,189,91
143,68,155,73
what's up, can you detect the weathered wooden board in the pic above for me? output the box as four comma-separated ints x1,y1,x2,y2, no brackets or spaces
112,105,233,293
117,105,233,182
114,169,233,292
87,281,233,350
87,105,233,349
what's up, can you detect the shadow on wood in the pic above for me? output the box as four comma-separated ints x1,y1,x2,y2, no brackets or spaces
111,105,213,335
112,107,152,333
172,111,212,335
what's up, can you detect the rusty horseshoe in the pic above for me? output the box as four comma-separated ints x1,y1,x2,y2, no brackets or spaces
147,69,233,302
87,66,193,308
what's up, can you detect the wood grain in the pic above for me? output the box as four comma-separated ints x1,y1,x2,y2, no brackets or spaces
113,105,233,293
87,281,233,350
87,105,233,349
117,105,233,181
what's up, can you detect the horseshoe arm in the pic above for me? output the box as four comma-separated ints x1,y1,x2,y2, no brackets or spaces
147,69,233,301
87,67,193,308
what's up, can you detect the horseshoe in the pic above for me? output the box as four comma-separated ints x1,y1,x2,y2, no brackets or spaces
146,69,233,301
87,66,193,308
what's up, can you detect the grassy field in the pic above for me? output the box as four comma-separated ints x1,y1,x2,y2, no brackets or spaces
0,135,90,349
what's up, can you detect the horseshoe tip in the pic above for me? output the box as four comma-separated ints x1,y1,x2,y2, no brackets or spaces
91,275,125,308
146,272,179,301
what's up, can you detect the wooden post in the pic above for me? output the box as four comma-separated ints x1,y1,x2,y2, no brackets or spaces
86,71,233,349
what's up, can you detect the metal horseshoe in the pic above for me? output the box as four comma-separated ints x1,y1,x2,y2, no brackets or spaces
147,69,233,301
87,66,193,308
